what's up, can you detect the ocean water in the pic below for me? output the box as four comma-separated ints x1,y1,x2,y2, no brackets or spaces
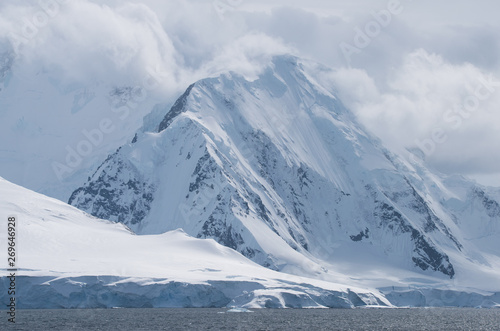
3,308,500,330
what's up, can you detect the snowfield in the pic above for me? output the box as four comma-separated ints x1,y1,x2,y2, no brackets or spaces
1,177,499,309
0,177,389,309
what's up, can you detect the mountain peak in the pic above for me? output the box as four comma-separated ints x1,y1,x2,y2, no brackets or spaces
158,83,196,133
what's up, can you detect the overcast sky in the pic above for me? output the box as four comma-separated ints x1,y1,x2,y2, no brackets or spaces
1,0,499,185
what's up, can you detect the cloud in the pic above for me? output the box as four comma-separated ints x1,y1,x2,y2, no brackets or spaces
1,1,181,89
0,1,298,93
197,33,293,80
422,25,500,71
1,0,499,186
332,49,500,178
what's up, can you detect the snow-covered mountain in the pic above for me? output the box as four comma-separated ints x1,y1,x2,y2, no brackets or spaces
68,55,500,294
0,176,389,309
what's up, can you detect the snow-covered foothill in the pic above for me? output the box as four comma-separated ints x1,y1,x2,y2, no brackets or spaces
0,177,388,309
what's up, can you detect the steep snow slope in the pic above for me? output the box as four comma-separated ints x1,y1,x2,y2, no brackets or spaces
68,55,500,292
0,177,389,308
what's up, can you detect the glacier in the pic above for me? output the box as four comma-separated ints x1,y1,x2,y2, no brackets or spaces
1,176,499,308
0,177,388,309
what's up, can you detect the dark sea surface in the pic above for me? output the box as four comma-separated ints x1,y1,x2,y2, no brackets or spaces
2,308,500,330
